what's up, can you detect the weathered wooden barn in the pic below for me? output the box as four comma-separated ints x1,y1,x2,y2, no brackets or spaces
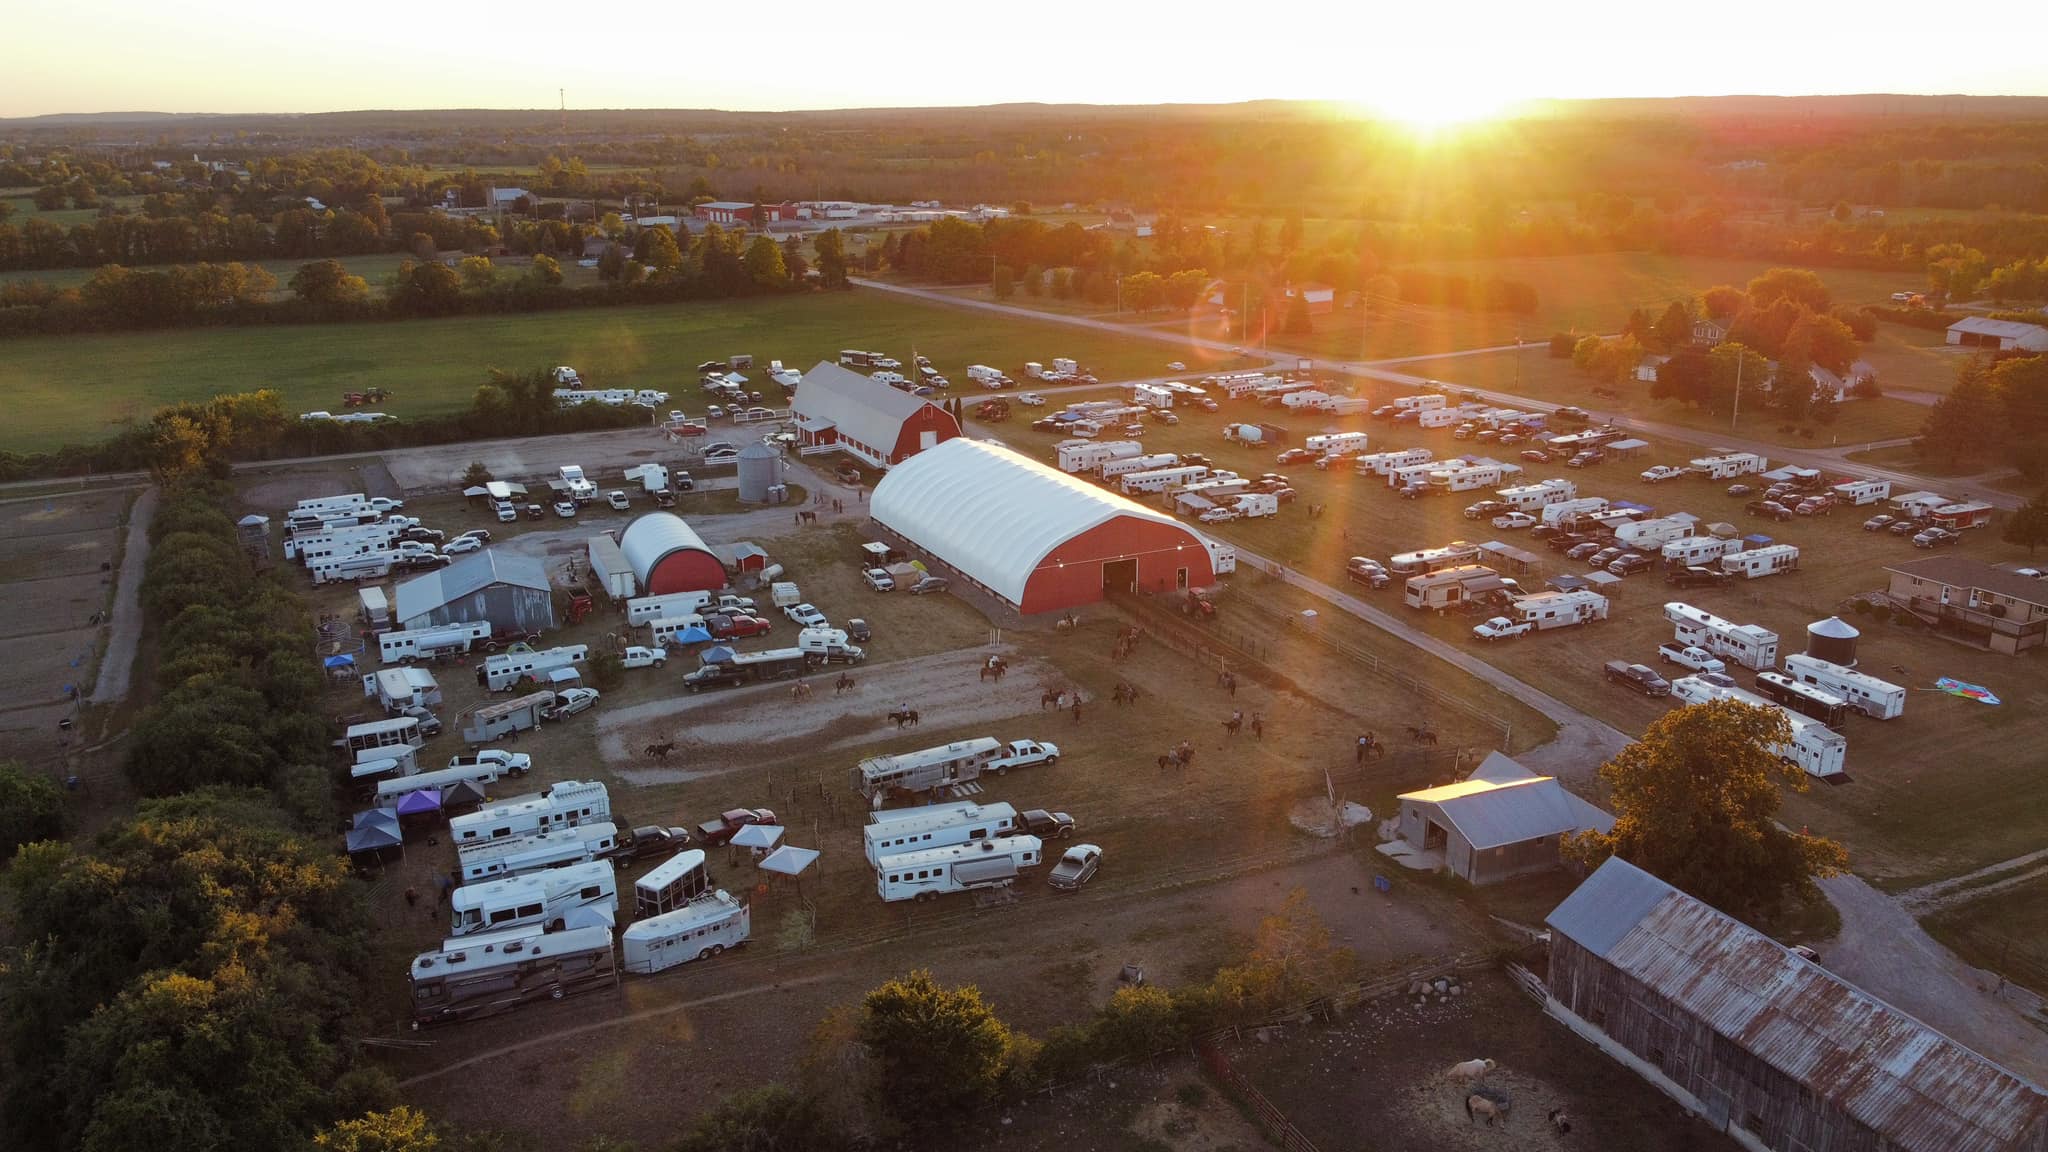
1544,858,2048,1152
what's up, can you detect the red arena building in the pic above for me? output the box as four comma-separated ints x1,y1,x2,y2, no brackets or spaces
618,512,726,596
871,439,1217,615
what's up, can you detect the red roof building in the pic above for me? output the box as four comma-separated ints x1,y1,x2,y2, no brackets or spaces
789,362,960,470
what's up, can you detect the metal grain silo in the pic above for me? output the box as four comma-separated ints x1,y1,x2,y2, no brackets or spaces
1805,616,1860,666
736,440,783,503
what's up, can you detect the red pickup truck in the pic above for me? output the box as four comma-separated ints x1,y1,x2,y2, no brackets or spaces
696,808,778,847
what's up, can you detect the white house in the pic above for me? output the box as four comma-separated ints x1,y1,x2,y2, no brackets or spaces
489,187,532,208
1947,316,2048,352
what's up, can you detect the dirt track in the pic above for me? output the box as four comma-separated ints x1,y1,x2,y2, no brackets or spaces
597,647,1082,785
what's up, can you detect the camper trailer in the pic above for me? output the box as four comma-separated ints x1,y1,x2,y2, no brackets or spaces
379,622,493,665
1417,407,1473,430
1402,565,1509,613
1665,602,1780,670
408,925,617,1027
286,521,403,561
1687,453,1769,480
1132,383,1174,409
1386,461,1445,491
634,850,714,917
852,738,1003,802
1120,465,1210,494
1428,462,1519,493
374,762,504,805
339,717,426,757
460,691,555,745
1354,447,1434,477
1539,497,1611,526
1891,491,1952,520
1097,453,1181,480
626,590,715,627
1661,535,1742,568
455,822,620,883
863,802,1020,867
448,860,618,937
1831,479,1891,506
1754,672,1850,728
477,645,589,692
450,780,612,845
1497,479,1576,510
1386,541,1484,576
1056,440,1143,474
876,836,1044,903
1782,654,1906,720
1304,431,1370,456
1668,677,1846,777
1720,544,1801,579
1614,515,1698,551
1392,394,1448,412
1507,589,1610,630
1929,501,1995,531
621,891,750,975
363,667,442,713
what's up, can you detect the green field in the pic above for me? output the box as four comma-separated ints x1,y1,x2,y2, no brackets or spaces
1395,348,1932,449
0,290,1230,452
0,252,611,300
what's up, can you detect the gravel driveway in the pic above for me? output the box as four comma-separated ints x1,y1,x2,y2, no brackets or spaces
87,486,155,706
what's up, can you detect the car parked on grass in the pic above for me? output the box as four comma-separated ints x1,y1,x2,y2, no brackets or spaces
1018,809,1076,839
1745,500,1794,521
1913,526,1961,549
442,536,484,556
1588,547,1624,568
553,500,577,518
1567,450,1605,468
1887,518,1922,536
862,568,896,592
1492,512,1538,530
1640,465,1689,483
1566,541,1604,560
1604,661,1672,698
540,687,601,719
1016,392,1046,406
620,646,667,669
605,825,692,868
1198,507,1239,524
1464,500,1511,520
1520,449,1552,463
910,576,951,595
1726,483,1754,497
1346,557,1390,590
453,529,491,544
1863,514,1896,532
783,603,828,628
1276,448,1318,464
1472,616,1532,641
1048,844,1103,891
1607,553,1654,576
696,808,778,847
712,614,772,640
1665,565,1733,588
1657,643,1726,673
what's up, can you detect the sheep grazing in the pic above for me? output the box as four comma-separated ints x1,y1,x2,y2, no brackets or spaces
1446,1057,1496,1083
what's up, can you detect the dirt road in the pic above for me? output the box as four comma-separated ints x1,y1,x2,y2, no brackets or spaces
87,485,154,706
598,647,1075,784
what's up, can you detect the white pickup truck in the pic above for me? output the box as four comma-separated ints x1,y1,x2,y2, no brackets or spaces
1471,617,1532,641
1640,465,1691,484
1656,643,1727,673
447,749,532,776
988,739,1061,775
620,646,668,670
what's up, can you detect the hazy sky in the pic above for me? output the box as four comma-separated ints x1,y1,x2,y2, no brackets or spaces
10,0,2048,119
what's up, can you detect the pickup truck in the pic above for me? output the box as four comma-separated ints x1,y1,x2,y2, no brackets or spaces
1604,661,1672,698
447,749,532,776
1640,465,1690,484
605,825,692,868
681,662,747,691
620,646,668,670
1664,565,1733,589
697,808,778,847
1656,643,1726,674
988,739,1061,775
1018,809,1077,839
1471,617,1532,641
713,594,758,615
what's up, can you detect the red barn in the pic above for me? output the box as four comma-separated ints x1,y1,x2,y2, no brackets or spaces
790,361,960,470
872,439,1217,615
619,513,725,596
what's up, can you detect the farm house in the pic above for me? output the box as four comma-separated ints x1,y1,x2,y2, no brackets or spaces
871,438,1216,615
1385,753,1613,885
790,361,962,470
1544,858,2048,1152
393,552,555,635
619,513,726,597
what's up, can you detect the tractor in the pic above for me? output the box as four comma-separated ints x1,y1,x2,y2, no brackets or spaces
974,398,1012,422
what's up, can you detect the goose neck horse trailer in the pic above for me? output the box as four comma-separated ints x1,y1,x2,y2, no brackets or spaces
853,738,1004,805
447,859,618,937
450,779,612,846
408,925,617,1027
876,835,1045,903
622,890,750,974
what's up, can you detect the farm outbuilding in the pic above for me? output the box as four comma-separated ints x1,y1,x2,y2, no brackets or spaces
394,551,555,635
619,513,726,597
1947,316,2048,352
870,438,1216,615
790,362,961,470
1388,753,1613,885
1545,858,2048,1152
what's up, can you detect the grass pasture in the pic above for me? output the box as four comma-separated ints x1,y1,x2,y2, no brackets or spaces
0,290,1219,453
995,385,2048,886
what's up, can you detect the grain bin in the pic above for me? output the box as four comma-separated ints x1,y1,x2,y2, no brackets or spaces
736,441,783,504
1805,616,1860,666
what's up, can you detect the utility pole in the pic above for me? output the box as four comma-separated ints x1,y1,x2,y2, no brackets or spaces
1731,353,1743,431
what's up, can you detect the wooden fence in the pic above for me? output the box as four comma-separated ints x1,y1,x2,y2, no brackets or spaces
1198,1041,1324,1152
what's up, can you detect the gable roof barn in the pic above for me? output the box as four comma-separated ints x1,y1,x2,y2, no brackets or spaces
789,361,960,467
395,551,549,623
1400,753,1614,850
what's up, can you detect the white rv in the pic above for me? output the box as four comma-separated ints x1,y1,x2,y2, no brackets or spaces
455,822,620,883
379,622,494,665
310,551,397,585
1782,654,1906,720
1664,602,1779,670
1662,535,1742,567
363,667,442,713
635,850,715,918
1687,453,1768,480
1056,440,1143,474
1416,407,1470,429
622,891,751,975
1098,453,1181,480
1831,479,1891,506
1614,516,1697,551
1121,465,1209,494
1668,677,1846,777
1510,589,1610,630
477,645,589,692
1720,544,1800,579
339,716,426,756
1497,479,1576,510
408,925,617,1027
627,590,715,627
1427,462,1518,493
1386,461,1444,490
1402,565,1510,612
876,836,1044,902
448,860,618,937
286,521,403,561
1386,541,1484,576
623,463,670,494
1304,431,1370,456
1539,497,1611,526
1132,383,1174,409
1354,448,1434,477
292,493,372,515
461,691,554,744
863,802,1020,867
451,779,612,845
1392,393,1447,412
853,738,1003,802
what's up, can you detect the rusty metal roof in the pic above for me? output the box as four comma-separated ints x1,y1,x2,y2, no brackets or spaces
1550,859,2048,1152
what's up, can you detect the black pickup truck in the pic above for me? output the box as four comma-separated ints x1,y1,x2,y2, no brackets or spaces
605,825,692,869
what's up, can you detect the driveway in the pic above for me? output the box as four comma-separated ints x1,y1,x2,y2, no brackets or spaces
88,485,155,706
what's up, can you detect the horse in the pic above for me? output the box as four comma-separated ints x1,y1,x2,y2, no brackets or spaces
790,681,814,702
1464,1095,1507,1127
1221,716,1243,737
797,510,818,524
1548,1108,1572,1135
835,672,857,695
643,741,677,762
888,708,921,729
979,661,1008,683
1446,1058,1495,1083
1407,725,1439,746
1041,688,1062,710
1053,612,1079,633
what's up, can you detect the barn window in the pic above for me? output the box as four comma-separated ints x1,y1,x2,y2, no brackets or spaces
1743,1112,1765,1136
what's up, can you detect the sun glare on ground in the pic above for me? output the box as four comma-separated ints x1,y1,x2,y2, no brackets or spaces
1353,89,1518,137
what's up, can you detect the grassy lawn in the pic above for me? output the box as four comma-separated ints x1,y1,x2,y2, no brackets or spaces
1924,875,2048,994
0,252,610,300
1858,325,1971,395
1393,348,1931,449
992,388,2048,887
0,289,1218,453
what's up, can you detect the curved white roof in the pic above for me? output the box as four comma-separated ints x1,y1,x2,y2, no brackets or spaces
619,513,713,582
871,438,1200,604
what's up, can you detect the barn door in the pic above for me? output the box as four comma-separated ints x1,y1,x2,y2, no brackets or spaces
1101,558,1137,594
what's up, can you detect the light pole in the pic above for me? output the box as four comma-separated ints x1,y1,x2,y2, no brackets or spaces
1731,353,1744,432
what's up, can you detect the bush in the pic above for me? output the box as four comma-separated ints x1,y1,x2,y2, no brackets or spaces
1548,332,1577,358
1849,375,1883,399
588,650,624,691
0,762,65,859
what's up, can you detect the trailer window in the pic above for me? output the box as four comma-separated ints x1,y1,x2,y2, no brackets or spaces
580,886,600,900
517,902,542,918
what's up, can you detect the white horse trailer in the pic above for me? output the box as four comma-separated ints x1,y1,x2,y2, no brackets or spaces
1615,516,1697,551
1386,461,1443,490
1540,497,1610,526
622,891,751,974
408,925,617,1027
863,802,1019,866
1098,453,1181,480
1393,394,1448,412
310,551,397,585
1304,431,1370,456
379,622,493,665
635,849,714,917
451,779,612,845
1720,544,1800,580
375,762,500,804
339,717,426,756
1665,602,1779,670
1782,654,1906,720
1416,407,1468,429
448,860,618,937
1056,440,1143,474
1387,541,1483,576
1511,589,1610,630
1354,448,1433,477
1831,479,1892,506
1668,677,1846,778
1428,463,1518,493
477,645,589,692
455,822,620,883
853,737,1003,802
625,590,715,627
1661,535,1742,567
876,836,1044,903
1687,453,1768,480
1497,479,1576,510
1120,465,1209,494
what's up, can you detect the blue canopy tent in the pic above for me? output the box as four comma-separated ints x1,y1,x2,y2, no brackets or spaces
345,821,403,869
674,624,714,645
395,788,442,817
353,807,400,833
701,644,737,664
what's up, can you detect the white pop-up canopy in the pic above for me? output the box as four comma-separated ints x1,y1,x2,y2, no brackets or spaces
759,845,817,874
731,823,785,850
